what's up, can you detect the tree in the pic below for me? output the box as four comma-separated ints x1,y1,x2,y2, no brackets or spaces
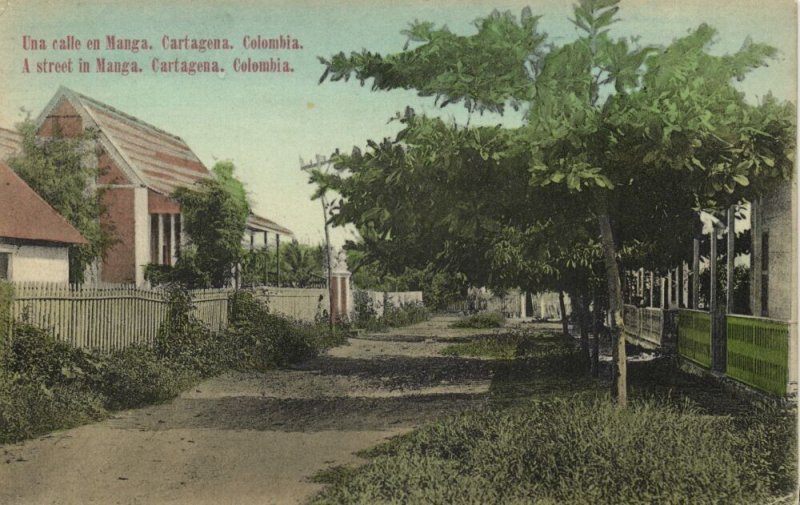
7,120,115,283
317,1,794,406
168,161,250,288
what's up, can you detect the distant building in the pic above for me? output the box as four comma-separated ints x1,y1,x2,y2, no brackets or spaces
0,160,87,283
30,86,292,285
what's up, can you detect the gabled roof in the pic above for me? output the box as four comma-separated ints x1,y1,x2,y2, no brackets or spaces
36,87,294,238
247,212,294,237
37,86,212,196
0,160,87,245
0,126,22,160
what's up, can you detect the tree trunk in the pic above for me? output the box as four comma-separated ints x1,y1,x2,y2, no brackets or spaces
597,212,627,408
558,290,570,341
591,294,601,378
577,293,591,372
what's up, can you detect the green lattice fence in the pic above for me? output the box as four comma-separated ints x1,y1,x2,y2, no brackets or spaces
726,315,789,396
678,309,712,368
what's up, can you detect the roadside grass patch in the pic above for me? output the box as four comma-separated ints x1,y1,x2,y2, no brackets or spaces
311,396,795,505
449,311,505,329
440,331,566,359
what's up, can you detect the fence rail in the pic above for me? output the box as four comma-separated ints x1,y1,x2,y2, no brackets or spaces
622,305,666,347
726,315,789,396
677,309,712,368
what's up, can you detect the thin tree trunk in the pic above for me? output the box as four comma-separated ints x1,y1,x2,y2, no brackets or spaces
591,293,601,378
597,212,627,408
558,290,570,341
577,293,591,372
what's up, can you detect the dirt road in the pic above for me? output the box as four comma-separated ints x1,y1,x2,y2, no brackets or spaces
0,317,502,505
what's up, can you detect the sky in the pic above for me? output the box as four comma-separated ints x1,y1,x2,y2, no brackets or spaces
0,0,796,247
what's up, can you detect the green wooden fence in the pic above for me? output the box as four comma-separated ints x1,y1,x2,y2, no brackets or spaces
678,309,712,368
726,315,789,396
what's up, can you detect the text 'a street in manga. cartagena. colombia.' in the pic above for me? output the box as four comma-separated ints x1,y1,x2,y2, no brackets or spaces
20,34,302,76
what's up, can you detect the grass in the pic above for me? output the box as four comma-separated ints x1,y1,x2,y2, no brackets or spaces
310,330,797,505
441,331,567,359
449,311,505,329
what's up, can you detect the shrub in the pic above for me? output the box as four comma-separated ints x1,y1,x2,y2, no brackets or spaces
228,290,346,369
450,311,505,329
2,322,97,387
94,345,196,410
0,374,105,444
154,285,227,377
312,397,794,505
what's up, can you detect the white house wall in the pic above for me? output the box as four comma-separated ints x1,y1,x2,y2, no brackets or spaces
0,243,70,283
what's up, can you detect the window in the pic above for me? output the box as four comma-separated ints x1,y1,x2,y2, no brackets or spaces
760,232,769,317
0,252,9,280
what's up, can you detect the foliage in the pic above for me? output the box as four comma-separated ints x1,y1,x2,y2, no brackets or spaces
228,290,346,367
350,291,429,332
311,396,793,505
0,281,13,344
94,345,196,410
280,242,326,287
0,376,105,444
154,284,229,376
7,120,115,282
450,311,505,329
314,0,795,403
170,161,250,288
2,322,97,388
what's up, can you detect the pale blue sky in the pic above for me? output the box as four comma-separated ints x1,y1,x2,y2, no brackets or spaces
0,0,795,246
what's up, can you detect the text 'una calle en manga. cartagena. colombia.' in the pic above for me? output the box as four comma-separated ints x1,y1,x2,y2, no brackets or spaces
20,35,302,75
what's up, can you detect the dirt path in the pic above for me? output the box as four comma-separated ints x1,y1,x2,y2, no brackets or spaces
0,316,503,505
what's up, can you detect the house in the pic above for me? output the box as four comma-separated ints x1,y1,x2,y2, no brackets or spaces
623,177,797,397
32,87,293,285
0,160,87,283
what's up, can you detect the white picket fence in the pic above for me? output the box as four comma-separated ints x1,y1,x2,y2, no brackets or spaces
7,282,330,352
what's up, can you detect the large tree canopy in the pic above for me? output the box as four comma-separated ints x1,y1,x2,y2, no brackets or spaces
314,0,795,405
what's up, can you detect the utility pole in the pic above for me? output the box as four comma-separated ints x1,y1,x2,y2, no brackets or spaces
301,154,335,329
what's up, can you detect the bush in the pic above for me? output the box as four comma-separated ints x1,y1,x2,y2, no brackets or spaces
154,285,228,377
312,397,794,505
2,322,97,387
93,345,196,410
228,290,347,369
450,311,505,329
0,374,105,444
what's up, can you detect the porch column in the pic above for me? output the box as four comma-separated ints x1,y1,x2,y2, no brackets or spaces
264,230,269,286
157,214,164,265
649,272,654,308
726,206,735,314
659,276,665,308
275,234,281,286
676,265,684,308
169,214,177,265
666,269,673,308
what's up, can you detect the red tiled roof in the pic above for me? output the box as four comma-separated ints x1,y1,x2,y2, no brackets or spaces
0,160,87,245
247,212,294,237
0,127,22,160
